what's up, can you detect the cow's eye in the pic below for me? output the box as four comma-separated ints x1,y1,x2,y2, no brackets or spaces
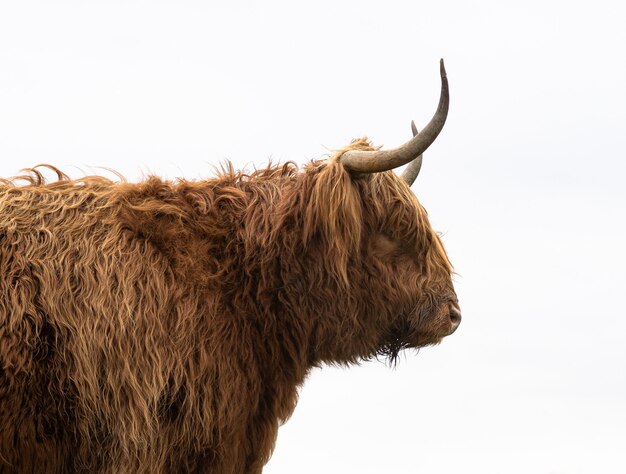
372,233,411,260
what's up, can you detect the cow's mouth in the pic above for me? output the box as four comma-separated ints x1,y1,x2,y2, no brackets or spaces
420,300,461,339
376,301,461,364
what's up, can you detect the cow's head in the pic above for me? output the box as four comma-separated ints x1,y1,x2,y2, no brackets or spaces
299,60,459,363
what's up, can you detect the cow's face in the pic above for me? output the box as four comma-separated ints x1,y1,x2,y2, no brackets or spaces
369,230,460,347
356,171,460,359
302,59,457,361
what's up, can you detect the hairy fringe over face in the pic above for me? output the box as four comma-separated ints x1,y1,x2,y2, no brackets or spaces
0,144,456,473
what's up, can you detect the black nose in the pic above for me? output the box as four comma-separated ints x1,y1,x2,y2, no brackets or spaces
449,306,462,333
449,306,461,323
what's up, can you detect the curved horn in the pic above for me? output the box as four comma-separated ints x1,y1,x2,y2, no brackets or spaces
400,121,423,185
340,59,449,173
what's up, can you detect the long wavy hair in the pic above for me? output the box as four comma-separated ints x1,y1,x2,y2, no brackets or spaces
0,139,454,473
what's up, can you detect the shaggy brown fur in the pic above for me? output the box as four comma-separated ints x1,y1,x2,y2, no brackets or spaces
0,139,458,473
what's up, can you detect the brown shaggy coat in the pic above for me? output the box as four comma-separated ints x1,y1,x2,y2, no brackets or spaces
0,139,457,473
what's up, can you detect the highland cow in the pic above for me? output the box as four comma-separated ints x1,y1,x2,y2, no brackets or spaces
0,60,460,473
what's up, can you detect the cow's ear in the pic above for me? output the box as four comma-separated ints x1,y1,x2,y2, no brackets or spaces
302,161,362,287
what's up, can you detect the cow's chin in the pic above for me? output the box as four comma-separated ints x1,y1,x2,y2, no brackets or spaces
377,317,456,366
376,330,444,365
376,320,437,365
377,305,459,364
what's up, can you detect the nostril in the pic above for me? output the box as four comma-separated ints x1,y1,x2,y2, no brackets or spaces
449,307,462,325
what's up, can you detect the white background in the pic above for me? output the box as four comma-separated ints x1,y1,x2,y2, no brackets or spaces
1,1,625,473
